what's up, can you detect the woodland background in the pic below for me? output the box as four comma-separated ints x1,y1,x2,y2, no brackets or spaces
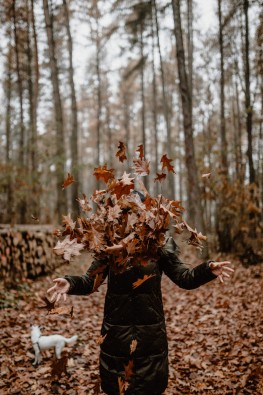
0,0,262,253
0,1,263,394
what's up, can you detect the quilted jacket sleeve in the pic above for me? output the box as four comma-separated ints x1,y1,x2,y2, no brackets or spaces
64,259,109,295
159,238,217,290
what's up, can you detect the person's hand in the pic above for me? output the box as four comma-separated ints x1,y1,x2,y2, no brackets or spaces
209,261,234,283
47,278,70,303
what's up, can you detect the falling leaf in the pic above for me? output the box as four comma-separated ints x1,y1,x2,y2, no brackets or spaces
53,228,62,237
160,154,175,173
130,339,138,354
48,305,74,317
118,377,125,395
136,144,144,159
97,334,107,345
120,171,134,186
173,222,186,234
77,193,92,212
93,165,115,183
124,359,134,381
132,274,156,289
62,173,75,190
116,141,127,163
38,296,56,312
202,173,211,179
132,158,150,176
154,173,166,182
53,236,84,261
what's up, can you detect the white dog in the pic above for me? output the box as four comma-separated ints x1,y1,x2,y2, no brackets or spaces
31,325,78,365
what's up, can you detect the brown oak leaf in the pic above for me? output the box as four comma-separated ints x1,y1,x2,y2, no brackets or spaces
130,339,138,354
136,144,144,159
132,158,150,176
38,296,56,312
132,274,156,289
62,173,75,190
48,306,74,317
77,193,92,212
97,334,107,345
116,141,127,163
160,154,175,173
93,165,115,183
53,236,84,261
154,173,166,182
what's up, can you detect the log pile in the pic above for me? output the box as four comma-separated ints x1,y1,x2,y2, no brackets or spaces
0,225,63,284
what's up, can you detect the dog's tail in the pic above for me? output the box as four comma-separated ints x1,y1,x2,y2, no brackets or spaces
64,335,78,344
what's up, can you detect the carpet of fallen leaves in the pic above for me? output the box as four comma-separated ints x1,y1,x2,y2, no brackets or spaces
0,251,262,395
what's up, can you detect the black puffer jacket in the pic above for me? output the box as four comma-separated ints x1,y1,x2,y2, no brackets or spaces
65,241,216,395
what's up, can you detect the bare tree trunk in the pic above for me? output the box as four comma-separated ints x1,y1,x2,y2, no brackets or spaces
105,83,113,168
26,0,39,217
218,0,228,176
151,4,159,196
62,0,79,215
187,0,193,113
43,0,67,220
234,60,243,182
153,0,174,198
243,0,255,184
139,19,149,189
122,83,131,164
172,0,205,234
5,47,16,224
12,0,27,223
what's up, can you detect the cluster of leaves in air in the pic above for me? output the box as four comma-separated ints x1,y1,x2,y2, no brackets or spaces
54,142,206,272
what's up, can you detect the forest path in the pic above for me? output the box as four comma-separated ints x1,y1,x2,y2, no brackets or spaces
0,252,262,394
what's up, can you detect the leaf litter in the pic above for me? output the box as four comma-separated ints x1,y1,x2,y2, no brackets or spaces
0,253,262,394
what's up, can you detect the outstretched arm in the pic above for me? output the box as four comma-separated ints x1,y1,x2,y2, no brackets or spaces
47,259,109,303
159,246,234,290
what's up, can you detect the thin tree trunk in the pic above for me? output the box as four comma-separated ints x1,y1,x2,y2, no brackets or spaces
243,0,255,184
218,0,228,175
172,0,205,235
123,85,131,164
140,20,149,189
234,61,243,182
26,0,39,216
43,0,67,220
31,0,40,214
153,0,174,198
5,47,16,224
12,0,27,223
62,0,79,215
187,0,193,113
151,4,159,196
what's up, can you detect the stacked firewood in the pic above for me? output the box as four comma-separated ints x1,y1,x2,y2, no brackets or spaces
0,225,63,284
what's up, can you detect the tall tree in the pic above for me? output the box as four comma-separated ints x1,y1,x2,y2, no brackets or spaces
4,45,15,224
12,0,27,223
217,0,228,176
153,0,174,198
62,0,79,214
43,0,67,220
243,0,255,184
172,0,205,234
26,0,39,216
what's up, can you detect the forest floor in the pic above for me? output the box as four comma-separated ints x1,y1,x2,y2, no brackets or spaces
0,250,262,395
